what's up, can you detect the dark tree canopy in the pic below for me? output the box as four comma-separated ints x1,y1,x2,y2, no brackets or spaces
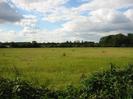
99,33,133,47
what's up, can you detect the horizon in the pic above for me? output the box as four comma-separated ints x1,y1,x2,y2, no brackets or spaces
0,33,131,43
0,0,133,42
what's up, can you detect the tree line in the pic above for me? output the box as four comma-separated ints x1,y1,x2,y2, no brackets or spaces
0,33,132,48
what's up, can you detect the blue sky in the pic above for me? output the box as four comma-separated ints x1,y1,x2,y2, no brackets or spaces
0,0,133,42
65,0,89,8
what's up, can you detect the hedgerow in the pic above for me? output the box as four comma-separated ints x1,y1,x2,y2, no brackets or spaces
0,64,132,99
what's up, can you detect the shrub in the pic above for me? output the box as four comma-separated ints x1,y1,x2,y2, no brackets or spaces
81,64,133,99
0,78,15,99
62,52,66,56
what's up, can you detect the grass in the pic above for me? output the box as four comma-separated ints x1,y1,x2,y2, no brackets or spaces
0,48,132,89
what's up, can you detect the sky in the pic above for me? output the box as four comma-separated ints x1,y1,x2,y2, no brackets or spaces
0,0,133,42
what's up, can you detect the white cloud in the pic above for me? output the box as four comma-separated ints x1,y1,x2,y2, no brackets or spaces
89,9,130,23
0,29,16,41
124,9,133,21
13,28,66,42
11,0,69,13
78,0,133,11
43,0,133,23
16,15,37,27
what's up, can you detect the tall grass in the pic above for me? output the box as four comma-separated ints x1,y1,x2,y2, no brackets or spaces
0,64,132,99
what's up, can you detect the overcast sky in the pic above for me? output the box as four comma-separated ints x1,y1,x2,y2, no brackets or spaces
0,0,133,42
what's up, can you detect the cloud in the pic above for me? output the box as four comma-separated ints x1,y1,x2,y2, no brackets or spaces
43,7,83,22
43,0,133,23
78,0,133,11
0,29,16,41
0,0,23,23
11,0,69,13
124,9,133,21
0,0,133,42
58,8,133,41
16,15,37,27
89,9,130,23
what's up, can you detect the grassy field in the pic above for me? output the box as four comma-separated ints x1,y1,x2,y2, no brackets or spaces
0,48,132,89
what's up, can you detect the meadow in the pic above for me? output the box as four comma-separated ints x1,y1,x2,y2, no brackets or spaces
0,48,132,89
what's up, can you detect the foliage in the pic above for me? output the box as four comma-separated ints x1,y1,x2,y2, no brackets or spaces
99,33,133,47
81,64,133,99
0,64,132,99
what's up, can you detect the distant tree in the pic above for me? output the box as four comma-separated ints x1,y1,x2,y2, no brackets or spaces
99,33,132,47
0,33,132,48
32,41,40,47
127,33,133,46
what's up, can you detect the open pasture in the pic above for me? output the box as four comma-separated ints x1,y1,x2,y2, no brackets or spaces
0,48,132,88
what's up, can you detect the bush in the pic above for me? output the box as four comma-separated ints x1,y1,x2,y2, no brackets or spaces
81,64,133,99
0,64,132,99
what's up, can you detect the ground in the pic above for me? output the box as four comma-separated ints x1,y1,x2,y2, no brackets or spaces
0,48,132,89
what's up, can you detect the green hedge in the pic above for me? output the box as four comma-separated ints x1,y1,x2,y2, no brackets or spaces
0,64,132,99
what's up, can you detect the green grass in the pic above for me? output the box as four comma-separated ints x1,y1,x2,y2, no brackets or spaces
0,48,132,89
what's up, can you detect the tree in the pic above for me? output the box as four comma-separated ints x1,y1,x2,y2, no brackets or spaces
31,41,40,47
127,33,133,46
99,33,131,47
